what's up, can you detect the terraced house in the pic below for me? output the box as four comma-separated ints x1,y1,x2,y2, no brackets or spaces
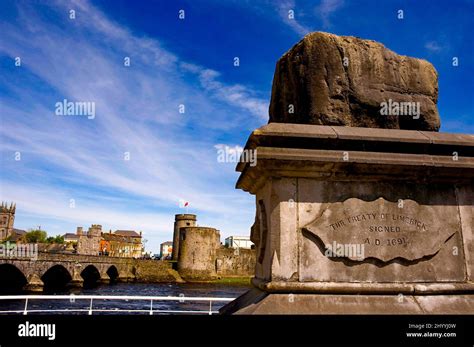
68,225,143,258
102,230,143,258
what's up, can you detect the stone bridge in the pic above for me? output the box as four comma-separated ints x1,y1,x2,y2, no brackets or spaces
0,252,179,292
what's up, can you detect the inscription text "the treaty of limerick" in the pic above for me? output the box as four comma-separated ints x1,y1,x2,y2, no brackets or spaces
328,213,429,233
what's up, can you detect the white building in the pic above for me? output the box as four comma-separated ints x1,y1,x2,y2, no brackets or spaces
224,236,254,249
160,241,173,259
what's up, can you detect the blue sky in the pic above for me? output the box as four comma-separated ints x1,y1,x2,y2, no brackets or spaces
1,0,473,253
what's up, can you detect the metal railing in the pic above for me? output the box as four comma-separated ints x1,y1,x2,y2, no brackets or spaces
0,295,235,315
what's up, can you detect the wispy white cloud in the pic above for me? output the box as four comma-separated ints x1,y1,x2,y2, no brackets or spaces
182,64,268,120
273,0,344,36
425,41,443,52
315,0,344,28
0,0,262,250
276,0,312,36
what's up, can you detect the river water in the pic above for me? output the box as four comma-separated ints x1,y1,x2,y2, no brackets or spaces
0,282,250,315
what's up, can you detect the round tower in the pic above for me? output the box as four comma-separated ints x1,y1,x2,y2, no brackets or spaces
177,227,220,281
172,214,197,261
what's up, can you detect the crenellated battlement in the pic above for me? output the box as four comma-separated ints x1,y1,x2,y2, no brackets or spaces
0,201,16,213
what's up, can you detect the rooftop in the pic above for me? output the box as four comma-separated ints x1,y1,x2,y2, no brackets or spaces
114,230,141,237
63,233,79,240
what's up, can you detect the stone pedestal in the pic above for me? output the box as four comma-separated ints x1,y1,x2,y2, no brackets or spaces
220,123,474,314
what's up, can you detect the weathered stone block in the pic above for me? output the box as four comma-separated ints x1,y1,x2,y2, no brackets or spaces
269,32,441,131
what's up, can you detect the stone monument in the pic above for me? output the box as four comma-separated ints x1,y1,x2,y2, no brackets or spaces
220,32,474,314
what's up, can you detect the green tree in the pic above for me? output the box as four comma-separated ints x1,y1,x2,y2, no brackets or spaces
46,235,64,244
24,229,47,243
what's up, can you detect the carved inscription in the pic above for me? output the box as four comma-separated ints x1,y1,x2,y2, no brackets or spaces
303,198,455,262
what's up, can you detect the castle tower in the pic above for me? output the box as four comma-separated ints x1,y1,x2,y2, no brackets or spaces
172,214,197,261
77,224,102,255
177,227,220,281
88,224,102,237
0,202,16,240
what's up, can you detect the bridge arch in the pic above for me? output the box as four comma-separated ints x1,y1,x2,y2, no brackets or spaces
106,265,119,282
41,264,72,291
81,265,101,288
0,264,28,294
